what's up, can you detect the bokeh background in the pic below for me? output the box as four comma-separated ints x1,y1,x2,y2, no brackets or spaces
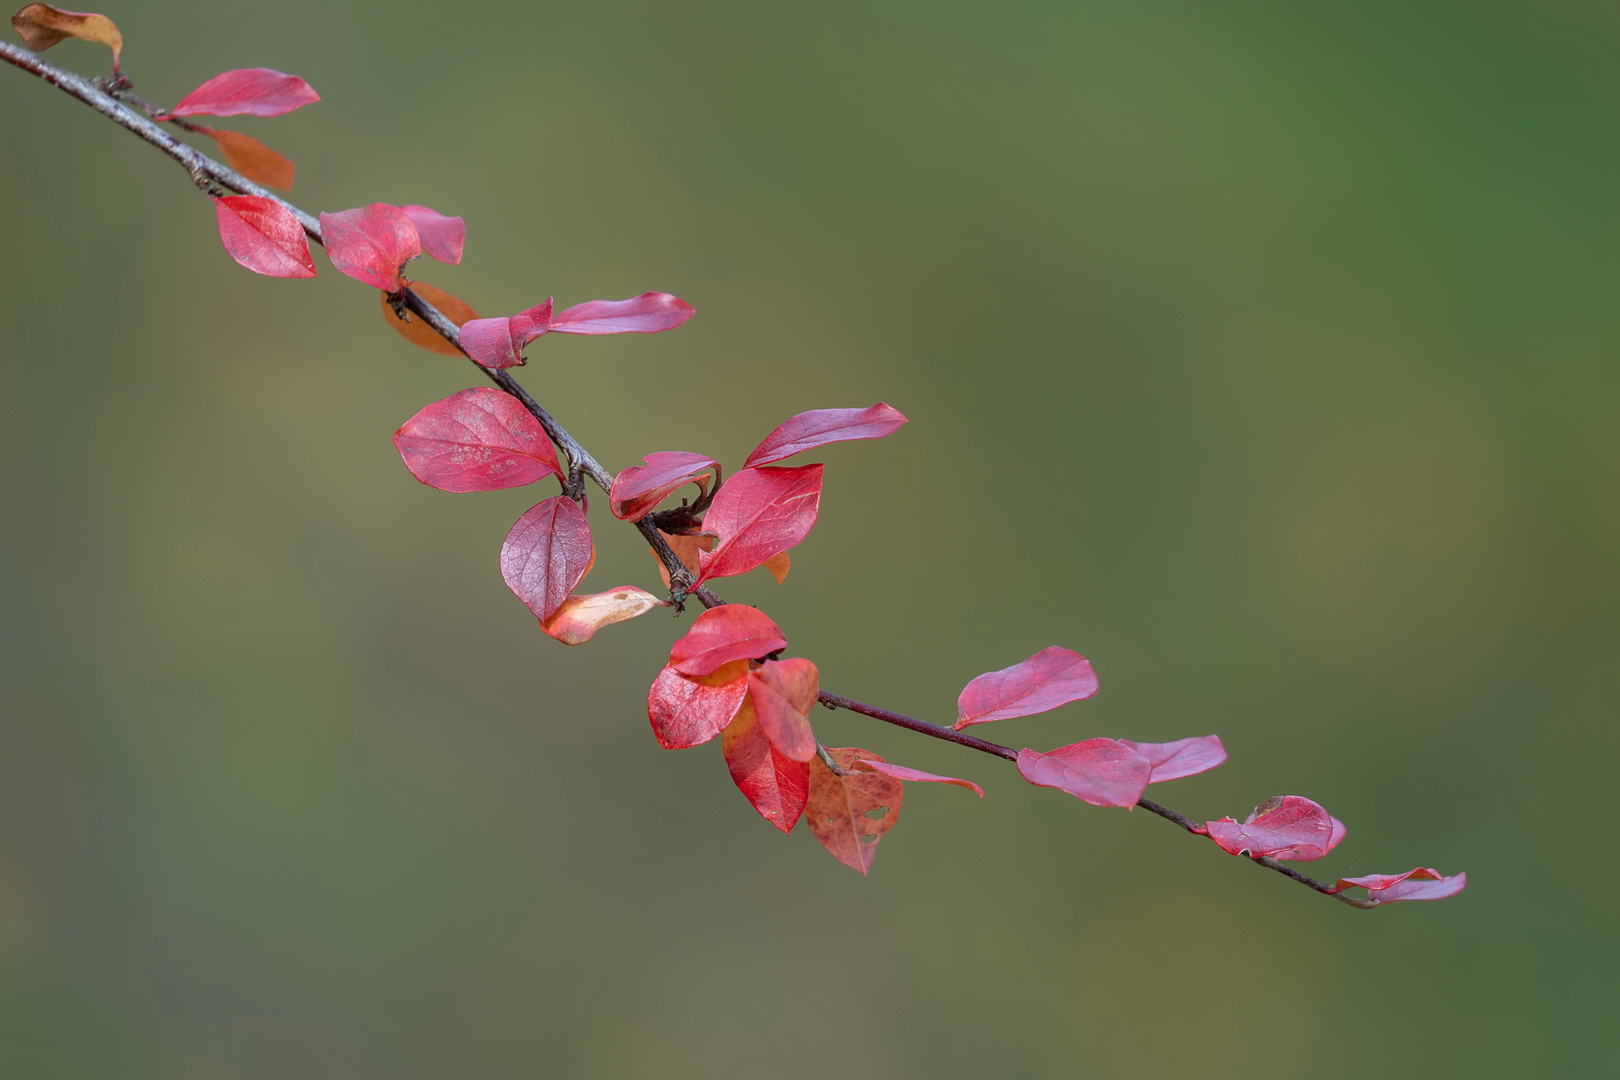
3,1,1617,1076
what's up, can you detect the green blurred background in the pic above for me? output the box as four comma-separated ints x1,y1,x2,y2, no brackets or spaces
3,1,1616,1076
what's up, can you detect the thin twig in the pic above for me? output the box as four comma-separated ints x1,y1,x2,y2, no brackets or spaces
2,39,1376,907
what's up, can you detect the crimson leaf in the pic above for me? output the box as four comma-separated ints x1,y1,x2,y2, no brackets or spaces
1015,739,1153,808
1331,870,1468,905
211,195,314,278
647,662,748,749
668,605,787,678
169,68,319,118
1205,796,1336,861
458,300,554,369
499,496,593,622
955,646,1099,729
400,204,464,265
806,747,903,875
1119,735,1227,783
746,658,819,763
319,204,421,291
722,696,811,833
550,292,694,335
695,465,823,585
610,451,718,522
393,387,559,493
743,403,908,469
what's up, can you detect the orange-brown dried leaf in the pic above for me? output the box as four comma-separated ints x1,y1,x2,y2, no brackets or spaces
541,585,666,645
806,747,903,875
762,551,790,584
11,4,121,69
651,530,715,589
381,281,479,357
210,128,295,190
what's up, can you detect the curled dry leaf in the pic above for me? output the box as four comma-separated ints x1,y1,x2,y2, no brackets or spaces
746,658,819,763
459,300,554,369
169,68,319,118
499,495,594,623
10,4,121,69
381,281,478,357
955,645,1099,729
695,464,823,585
401,204,465,265
651,530,715,590
807,747,903,875
1119,735,1227,783
1015,739,1153,808
211,195,314,278
541,586,665,645
722,696,811,833
550,292,694,335
1204,796,1337,861
647,662,749,749
668,605,787,678
393,387,559,493
610,451,718,522
851,759,984,797
744,403,909,469
208,129,295,190
319,204,421,292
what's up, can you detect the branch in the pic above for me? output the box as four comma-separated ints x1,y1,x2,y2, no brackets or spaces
2,39,1374,907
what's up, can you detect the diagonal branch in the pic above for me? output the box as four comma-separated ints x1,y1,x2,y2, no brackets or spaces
2,38,1374,908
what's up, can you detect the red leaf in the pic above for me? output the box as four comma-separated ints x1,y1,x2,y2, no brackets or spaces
806,747,903,875
458,300,554,369
744,403,909,469
1119,735,1227,783
401,204,465,265
169,68,319,118
851,759,983,797
541,586,665,646
747,658,819,762
610,451,718,522
393,387,559,493
10,5,122,69
647,662,748,749
1205,796,1336,861
211,195,315,278
722,696,810,832
955,646,1099,729
1015,739,1152,808
319,204,421,291
550,292,694,335
208,129,296,190
668,605,787,678
695,465,823,585
1331,870,1468,905
500,496,594,622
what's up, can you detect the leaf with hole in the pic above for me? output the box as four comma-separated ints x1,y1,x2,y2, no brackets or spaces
744,403,908,468
807,747,903,875
500,496,593,622
211,195,314,278
393,387,559,493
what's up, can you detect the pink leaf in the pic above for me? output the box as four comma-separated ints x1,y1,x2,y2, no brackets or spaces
550,292,695,335
695,465,823,585
393,387,559,493
744,403,909,469
458,300,554,369
400,204,465,264
1015,739,1153,808
499,496,593,623
211,195,315,278
647,663,748,749
1205,796,1336,861
610,451,718,522
319,204,421,291
668,605,787,678
1119,735,1227,783
1347,871,1468,905
806,747,902,875
1327,867,1442,894
747,658,819,763
851,759,983,797
169,68,319,118
955,646,1099,729
722,696,811,832
541,586,665,645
